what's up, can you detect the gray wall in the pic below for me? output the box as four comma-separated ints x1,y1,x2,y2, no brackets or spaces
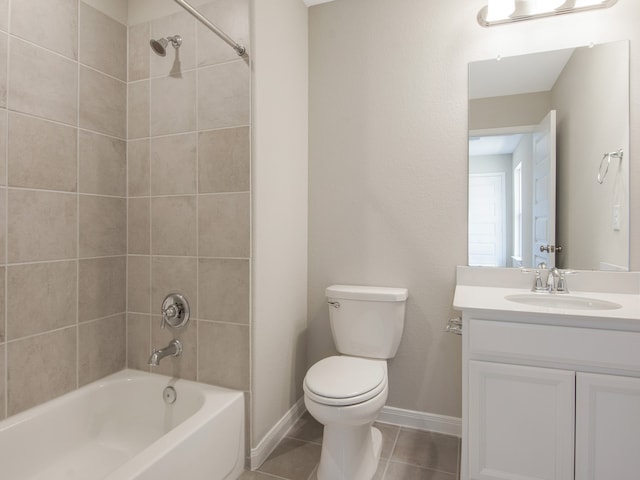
251,0,309,449
470,91,551,131
308,0,640,418
553,42,629,270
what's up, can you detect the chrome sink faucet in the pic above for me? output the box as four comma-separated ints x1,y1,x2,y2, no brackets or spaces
546,267,576,293
546,267,561,293
525,264,573,294
148,339,182,366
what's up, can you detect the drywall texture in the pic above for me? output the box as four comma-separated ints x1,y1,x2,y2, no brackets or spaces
251,0,309,447
469,91,551,131
0,1,127,419
308,0,640,418
553,41,629,270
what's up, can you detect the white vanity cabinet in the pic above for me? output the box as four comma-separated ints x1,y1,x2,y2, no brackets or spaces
468,361,575,480
575,372,640,480
461,315,640,480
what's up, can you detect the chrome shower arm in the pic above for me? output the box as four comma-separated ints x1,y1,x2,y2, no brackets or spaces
172,0,246,57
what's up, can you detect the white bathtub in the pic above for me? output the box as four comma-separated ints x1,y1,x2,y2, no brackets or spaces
0,369,245,480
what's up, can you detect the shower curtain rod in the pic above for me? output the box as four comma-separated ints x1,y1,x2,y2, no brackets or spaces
173,0,247,56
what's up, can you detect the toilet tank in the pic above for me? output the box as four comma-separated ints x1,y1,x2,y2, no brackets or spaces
326,285,408,359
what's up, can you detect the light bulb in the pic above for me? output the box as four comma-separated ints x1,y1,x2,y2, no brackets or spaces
530,0,565,13
487,0,516,21
573,0,606,6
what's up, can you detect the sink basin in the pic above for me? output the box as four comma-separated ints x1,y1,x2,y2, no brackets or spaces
505,294,622,311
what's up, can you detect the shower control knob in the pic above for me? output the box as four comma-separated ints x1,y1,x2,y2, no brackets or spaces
161,293,190,329
162,304,179,320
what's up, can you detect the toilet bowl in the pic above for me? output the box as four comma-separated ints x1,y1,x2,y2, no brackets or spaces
303,285,408,480
303,356,388,480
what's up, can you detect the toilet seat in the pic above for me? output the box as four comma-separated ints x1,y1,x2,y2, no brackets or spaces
303,356,387,407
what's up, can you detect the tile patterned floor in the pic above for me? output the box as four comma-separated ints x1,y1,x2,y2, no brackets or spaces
240,413,461,480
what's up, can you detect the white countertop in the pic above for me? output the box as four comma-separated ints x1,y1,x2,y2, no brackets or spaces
454,285,640,321
454,267,640,329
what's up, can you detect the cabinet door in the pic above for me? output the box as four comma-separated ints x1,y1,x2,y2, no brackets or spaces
469,361,575,480
576,372,640,480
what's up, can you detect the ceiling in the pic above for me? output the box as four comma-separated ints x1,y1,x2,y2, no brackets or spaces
303,0,337,5
469,47,574,99
469,134,525,156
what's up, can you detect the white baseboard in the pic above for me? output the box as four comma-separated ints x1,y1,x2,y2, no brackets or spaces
377,406,462,437
249,397,307,470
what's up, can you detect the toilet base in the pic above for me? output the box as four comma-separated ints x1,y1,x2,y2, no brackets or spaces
317,424,382,480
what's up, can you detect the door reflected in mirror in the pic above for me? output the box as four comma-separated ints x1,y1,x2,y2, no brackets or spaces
468,40,629,271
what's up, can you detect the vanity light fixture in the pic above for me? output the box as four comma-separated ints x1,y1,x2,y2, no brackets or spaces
486,0,516,21
478,0,618,26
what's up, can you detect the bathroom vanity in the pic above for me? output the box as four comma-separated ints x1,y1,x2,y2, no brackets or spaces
454,267,640,480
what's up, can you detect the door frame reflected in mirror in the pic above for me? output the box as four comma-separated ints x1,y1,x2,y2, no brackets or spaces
468,40,630,271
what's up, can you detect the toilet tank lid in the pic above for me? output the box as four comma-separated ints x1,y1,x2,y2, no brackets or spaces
326,285,408,302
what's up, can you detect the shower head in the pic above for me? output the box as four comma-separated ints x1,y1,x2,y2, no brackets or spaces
150,35,182,56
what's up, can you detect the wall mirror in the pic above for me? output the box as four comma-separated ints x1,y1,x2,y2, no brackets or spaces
468,40,629,271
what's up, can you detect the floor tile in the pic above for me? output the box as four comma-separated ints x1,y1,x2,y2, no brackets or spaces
286,412,323,444
239,471,287,480
390,429,460,475
258,437,321,480
384,461,457,480
376,422,400,459
249,417,460,480
307,460,387,480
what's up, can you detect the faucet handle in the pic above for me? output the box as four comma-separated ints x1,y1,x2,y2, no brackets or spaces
556,273,567,293
160,293,190,329
521,267,547,292
161,303,179,329
556,270,577,293
532,270,546,292
520,262,546,274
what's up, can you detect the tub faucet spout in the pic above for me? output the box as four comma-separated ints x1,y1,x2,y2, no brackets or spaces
148,339,182,366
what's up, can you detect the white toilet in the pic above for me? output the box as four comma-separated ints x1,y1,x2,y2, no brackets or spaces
303,284,408,480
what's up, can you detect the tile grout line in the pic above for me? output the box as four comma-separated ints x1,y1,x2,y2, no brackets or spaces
305,465,318,480
129,121,250,143
195,11,200,384
247,23,254,455
389,427,460,477
146,17,153,374
379,426,401,479
131,56,245,84
3,0,10,421
7,30,127,84
124,7,130,373
5,254,127,268
75,0,81,391
5,109,127,142
4,186,127,199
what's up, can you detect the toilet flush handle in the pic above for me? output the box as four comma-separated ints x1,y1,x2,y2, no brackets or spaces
328,301,340,309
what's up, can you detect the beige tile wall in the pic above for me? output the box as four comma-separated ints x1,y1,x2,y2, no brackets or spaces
0,1,127,419
0,0,251,426
125,0,251,403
